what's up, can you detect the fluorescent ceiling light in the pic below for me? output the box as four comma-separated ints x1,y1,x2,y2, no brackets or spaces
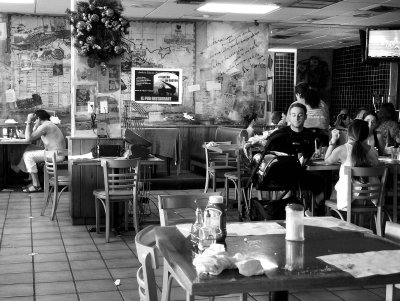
0,0,34,3
197,3,280,14
268,48,297,52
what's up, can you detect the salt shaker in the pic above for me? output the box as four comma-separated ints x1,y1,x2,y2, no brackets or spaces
285,204,305,241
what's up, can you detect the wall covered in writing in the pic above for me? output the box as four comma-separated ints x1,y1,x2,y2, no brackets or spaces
196,22,269,122
1,15,71,129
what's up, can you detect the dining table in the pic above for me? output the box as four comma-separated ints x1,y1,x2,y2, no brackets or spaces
0,137,31,188
155,217,400,301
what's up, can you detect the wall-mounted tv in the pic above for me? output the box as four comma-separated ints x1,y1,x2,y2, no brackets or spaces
366,28,400,61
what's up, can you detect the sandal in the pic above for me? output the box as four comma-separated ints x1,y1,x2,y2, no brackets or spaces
23,185,42,193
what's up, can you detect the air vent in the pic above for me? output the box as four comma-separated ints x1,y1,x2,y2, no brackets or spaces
364,5,400,13
272,35,294,39
289,0,342,9
176,0,206,4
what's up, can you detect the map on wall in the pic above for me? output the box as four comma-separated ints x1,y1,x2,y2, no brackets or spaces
8,16,71,118
197,22,268,121
121,21,195,111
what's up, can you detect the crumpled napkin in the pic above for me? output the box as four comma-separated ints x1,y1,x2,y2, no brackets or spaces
193,244,264,277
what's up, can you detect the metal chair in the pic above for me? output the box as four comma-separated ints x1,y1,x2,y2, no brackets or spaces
325,165,388,236
135,225,159,301
41,149,70,221
158,192,247,301
93,158,141,242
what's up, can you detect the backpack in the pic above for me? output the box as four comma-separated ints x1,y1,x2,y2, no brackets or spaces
249,151,303,191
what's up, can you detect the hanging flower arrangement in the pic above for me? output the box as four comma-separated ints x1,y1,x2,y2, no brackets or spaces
66,0,130,65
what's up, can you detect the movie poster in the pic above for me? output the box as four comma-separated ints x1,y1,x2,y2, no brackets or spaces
132,68,182,104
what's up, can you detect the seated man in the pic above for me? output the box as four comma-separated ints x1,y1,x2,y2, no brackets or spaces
18,110,66,193
251,103,325,213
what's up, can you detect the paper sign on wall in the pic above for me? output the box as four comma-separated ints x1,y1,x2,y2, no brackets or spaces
99,101,108,113
206,81,221,91
188,84,200,92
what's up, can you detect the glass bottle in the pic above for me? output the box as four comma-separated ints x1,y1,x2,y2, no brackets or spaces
190,207,203,253
198,210,216,251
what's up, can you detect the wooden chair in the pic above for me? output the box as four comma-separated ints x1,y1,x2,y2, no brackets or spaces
135,225,159,301
41,149,70,221
325,165,388,236
204,127,248,195
158,192,247,301
93,158,140,242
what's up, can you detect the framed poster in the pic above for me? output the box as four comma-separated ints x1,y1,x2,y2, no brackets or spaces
132,68,182,104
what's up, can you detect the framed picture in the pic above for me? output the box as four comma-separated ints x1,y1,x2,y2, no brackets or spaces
132,68,182,104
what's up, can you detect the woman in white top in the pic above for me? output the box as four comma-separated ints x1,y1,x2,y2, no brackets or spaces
324,119,379,210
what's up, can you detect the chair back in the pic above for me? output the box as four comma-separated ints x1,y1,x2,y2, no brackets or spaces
100,158,140,197
158,192,222,226
44,149,68,182
135,225,159,301
345,165,388,233
385,221,400,244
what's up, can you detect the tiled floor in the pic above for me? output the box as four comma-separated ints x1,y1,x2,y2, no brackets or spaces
0,189,391,301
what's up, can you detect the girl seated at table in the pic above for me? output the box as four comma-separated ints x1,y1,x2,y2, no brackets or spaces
324,119,379,210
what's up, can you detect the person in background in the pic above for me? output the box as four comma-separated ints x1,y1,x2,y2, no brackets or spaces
287,82,329,133
333,108,351,129
354,106,369,120
376,102,400,154
325,119,379,210
271,111,282,126
243,112,257,137
364,111,381,153
17,109,66,193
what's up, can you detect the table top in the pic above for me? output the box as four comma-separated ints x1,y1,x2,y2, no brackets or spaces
0,138,30,145
306,159,340,171
203,143,241,154
70,156,165,166
155,219,400,296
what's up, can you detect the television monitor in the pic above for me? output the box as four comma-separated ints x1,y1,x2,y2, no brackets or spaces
366,28,400,61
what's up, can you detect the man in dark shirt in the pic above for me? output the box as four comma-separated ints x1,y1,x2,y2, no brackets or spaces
266,102,325,212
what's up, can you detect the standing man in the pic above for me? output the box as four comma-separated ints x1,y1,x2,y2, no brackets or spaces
19,109,65,193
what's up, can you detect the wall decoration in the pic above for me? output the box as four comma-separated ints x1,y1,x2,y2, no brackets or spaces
132,68,182,105
66,0,130,65
297,55,330,89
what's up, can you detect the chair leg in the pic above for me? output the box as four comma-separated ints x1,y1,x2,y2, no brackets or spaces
204,171,210,193
51,185,68,221
185,291,195,301
224,177,229,208
105,200,110,243
240,293,248,301
95,198,100,234
41,186,53,216
124,201,129,231
212,174,217,192
161,263,172,301
49,185,58,221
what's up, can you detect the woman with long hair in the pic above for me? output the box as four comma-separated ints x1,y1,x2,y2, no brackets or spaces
324,119,379,210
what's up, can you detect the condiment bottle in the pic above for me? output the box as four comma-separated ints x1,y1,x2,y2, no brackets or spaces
285,204,304,241
190,206,203,252
205,195,226,243
198,210,216,251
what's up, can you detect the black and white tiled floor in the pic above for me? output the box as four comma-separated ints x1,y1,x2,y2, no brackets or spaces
0,189,392,301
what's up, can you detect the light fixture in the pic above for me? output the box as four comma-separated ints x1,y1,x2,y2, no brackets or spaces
197,3,280,14
0,0,34,3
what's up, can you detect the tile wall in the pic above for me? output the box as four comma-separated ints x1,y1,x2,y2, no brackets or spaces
274,52,295,114
331,45,390,117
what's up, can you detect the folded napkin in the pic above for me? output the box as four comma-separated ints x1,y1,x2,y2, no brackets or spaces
318,250,400,278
